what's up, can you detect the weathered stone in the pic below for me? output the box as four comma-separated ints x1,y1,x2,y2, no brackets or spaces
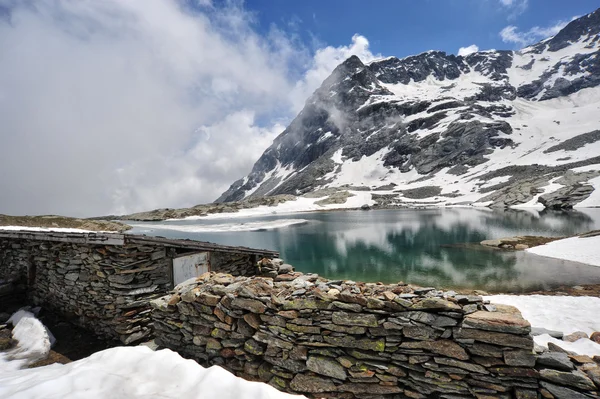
277,310,299,319
231,298,267,313
539,369,596,391
590,331,600,344
367,297,386,309
331,301,363,312
487,366,539,378
540,381,591,399
403,325,439,340
243,313,262,329
290,374,336,393
400,340,469,360
412,298,461,311
197,293,221,306
332,312,378,327
434,357,488,374
252,331,293,350
455,327,533,349
564,331,589,342
514,388,537,399
463,310,530,335
321,323,366,335
570,355,594,364
547,342,570,353
264,356,308,373
205,338,222,351
338,383,402,394
283,298,328,310
244,339,265,355
536,352,575,371
307,355,348,380
585,367,600,388
285,323,320,334
323,336,385,352
504,350,536,367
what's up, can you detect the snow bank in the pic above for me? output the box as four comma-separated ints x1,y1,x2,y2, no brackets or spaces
486,295,600,356
0,310,51,372
526,235,600,267
132,218,309,233
0,346,306,399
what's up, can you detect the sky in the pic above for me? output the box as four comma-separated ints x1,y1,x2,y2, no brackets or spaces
0,0,597,217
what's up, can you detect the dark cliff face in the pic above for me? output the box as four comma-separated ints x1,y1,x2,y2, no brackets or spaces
216,8,600,207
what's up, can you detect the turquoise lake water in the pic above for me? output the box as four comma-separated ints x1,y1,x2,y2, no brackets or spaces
127,208,600,293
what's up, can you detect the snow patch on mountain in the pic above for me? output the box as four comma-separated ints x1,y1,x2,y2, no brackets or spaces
217,9,600,210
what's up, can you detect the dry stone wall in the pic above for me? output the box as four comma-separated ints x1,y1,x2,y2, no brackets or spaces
0,237,172,344
0,234,274,345
151,272,600,399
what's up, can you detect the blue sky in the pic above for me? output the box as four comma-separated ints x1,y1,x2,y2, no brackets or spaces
1,0,598,216
243,0,599,57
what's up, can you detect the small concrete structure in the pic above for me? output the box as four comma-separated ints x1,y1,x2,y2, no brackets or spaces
0,230,278,344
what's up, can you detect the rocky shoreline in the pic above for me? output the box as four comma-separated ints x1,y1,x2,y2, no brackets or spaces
0,214,131,232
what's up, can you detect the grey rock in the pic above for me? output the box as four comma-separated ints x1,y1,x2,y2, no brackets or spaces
536,352,575,371
306,355,347,380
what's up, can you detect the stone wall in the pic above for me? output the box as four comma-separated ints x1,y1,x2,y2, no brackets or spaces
151,272,600,399
0,237,172,344
0,234,276,345
211,252,256,277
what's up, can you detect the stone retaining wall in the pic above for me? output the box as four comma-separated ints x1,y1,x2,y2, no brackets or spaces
151,272,600,399
0,234,274,345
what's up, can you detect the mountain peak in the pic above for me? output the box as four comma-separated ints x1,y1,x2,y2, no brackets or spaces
217,7,600,210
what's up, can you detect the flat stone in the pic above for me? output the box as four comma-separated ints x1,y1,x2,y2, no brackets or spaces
434,357,488,374
231,298,267,313
487,366,539,378
243,313,261,329
403,325,438,340
504,350,536,367
564,331,589,342
455,327,533,349
463,310,530,335
569,355,595,364
338,383,402,394
400,340,469,360
454,295,483,304
283,298,329,310
539,369,596,391
323,335,385,352
290,374,336,393
467,343,504,358
264,356,308,373
540,381,591,399
531,327,564,338
332,311,378,327
330,301,363,312
515,388,537,399
412,297,461,311
320,323,366,335
244,339,265,355
307,355,347,380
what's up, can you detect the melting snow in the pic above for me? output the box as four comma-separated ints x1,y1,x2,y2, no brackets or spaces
526,234,600,267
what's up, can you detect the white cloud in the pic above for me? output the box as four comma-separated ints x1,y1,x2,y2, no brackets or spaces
498,0,529,20
0,0,378,216
499,18,573,47
290,34,380,113
457,44,479,56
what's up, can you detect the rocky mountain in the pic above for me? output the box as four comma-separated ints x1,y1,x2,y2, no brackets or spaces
217,9,600,209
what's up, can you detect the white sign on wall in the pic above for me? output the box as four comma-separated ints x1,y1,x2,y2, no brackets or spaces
172,252,210,286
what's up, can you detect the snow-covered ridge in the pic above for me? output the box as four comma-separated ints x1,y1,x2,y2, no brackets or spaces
217,9,600,210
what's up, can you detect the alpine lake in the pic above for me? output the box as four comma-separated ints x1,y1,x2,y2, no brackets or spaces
127,208,600,293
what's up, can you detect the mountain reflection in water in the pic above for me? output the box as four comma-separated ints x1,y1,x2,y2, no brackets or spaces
127,208,600,292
